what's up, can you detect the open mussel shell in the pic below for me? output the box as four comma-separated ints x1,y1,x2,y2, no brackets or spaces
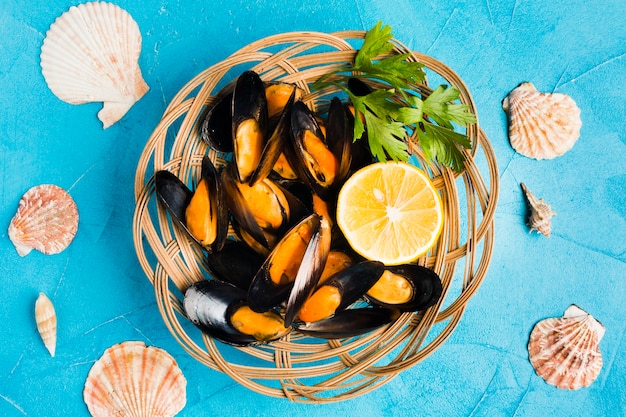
201,92,234,152
232,70,269,183
325,96,352,185
249,86,297,185
294,307,400,339
297,260,385,324
155,157,228,253
365,264,443,312
247,213,330,317
184,280,289,347
222,163,308,248
283,215,332,326
205,239,264,290
288,100,341,200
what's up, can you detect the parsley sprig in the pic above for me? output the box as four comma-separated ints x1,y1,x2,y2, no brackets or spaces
314,22,476,172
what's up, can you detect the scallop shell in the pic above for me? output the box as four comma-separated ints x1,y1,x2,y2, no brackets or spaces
502,82,582,159
35,293,57,357
40,2,149,129
8,184,79,256
528,305,605,390
84,341,187,417
521,183,556,237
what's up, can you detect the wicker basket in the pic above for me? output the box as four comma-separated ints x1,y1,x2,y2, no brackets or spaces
133,30,499,403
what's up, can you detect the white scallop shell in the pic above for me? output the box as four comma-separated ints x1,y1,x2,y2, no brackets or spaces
502,83,582,159
84,341,187,417
8,184,79,256
35,293,57,357
528,305,604,390
521,183,556,237
40,2,149,128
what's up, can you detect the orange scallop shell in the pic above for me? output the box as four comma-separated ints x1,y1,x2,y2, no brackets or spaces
83,341,187,417
503,82,582,159
8,184,79,256
528,305,604,390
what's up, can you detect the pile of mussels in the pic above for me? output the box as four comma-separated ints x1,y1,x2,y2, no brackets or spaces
155,71,443,346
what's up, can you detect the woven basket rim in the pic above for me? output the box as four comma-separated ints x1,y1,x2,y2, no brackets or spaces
133,29,499,403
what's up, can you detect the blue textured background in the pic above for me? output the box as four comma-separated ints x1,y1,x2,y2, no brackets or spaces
1,1,624,416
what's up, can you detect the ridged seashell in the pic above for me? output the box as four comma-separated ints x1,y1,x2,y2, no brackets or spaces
35,293,57,357
502,82,582,159
84,341,187,417
528,305,605,390
40,2,149,128
8,184,79,256
521,183,556,237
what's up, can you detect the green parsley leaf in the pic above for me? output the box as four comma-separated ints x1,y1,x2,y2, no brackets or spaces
350,89,407,161
312,22,477,171
422,85,477,129
417,123,471,173
355,21,394,68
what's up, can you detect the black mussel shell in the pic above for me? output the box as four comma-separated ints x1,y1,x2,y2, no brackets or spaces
326,96,352,185
347,77,373,96
296,260,384,324
155,170,192,224
365,264,443,312
247,213,329,317
205,240,264,290
184,280,289,346
294,307,400,339
201,92,234,152
288,100,338,200
154,156,228,253
184,280,259,346
322,260,385,312
232,70,269,183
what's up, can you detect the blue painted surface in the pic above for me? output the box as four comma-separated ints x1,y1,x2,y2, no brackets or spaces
1,1,624,416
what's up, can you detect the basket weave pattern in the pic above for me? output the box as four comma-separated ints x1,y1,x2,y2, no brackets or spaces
133,30,499,402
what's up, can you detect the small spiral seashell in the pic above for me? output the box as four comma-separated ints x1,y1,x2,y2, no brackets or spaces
35,293,57,357
503,82,582,159
84,341,187,417
8,184,79,256
521,183,556,237
528,305,604,390
40,2,149,128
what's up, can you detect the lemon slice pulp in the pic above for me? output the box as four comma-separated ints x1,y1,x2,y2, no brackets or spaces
336,162,443,265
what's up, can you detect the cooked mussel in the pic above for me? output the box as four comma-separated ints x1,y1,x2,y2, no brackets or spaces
288,100,341,199
294,307,400,339
155,156,228,253
265,81,303,122
247,213,330,320
325,96,352,186
365,264,443,312
232,71,269,183
221,164,307,248
297,260,385,323
184,280,289,346
248,85,297,185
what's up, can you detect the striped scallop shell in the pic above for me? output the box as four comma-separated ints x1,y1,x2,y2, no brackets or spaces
84,341,187,417
40,2,149,128
502,83,582,159
528,305,604,390
8,184,79,256
35,293,57,357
